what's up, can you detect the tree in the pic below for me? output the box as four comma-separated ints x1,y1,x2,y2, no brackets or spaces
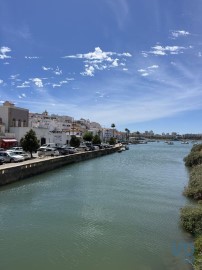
92,134,101,145
125,128,130,142
83,131,93,142
70,135,80,148
111,123,115,137
20,129,39,158
109,137,116,145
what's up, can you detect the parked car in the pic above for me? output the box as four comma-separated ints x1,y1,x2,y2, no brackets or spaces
37,147,60,157
54,145,70,155
9,147,23,151
92,145,99,150
76,146,89,152
12,151,31,160
0,157,5,165
0,151,24,162
40,143,57,149
65,147,78,154
93,144,104,149
101,143,110,148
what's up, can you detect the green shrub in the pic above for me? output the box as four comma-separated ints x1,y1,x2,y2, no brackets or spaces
191,144,202,153
194,235,202,270
180,206,202,235
184,152,202,167
184,165,202,200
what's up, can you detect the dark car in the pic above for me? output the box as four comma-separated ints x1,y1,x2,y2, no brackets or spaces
54,146,70,155
0,157,5,165
93,144,104,149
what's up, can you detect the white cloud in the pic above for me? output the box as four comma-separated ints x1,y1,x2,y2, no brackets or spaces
52,84,61,88
147,44,186,56
25,56,39,59
0,79,3,84
9,74,20,80
138,69,146,73
120,52,132,57
141,73,149,77
170,30,190,39
17,81,30,88
111,59,119,67
138,64,159,76
42,66,52,71
148,65,159,69
0,47,11,59
18,93,26,99
81,65,95,77
198,52,202,57
42,66,63,76
141,52,148,58
3,62,10,65
64,47,131,61
53,66,62,75
60,80,68,84
30,78,43,88
63,47,132,76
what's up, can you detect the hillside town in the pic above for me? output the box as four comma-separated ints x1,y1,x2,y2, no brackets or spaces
0,101,202,149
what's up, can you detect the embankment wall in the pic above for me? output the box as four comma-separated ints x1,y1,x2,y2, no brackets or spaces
0,147,118,186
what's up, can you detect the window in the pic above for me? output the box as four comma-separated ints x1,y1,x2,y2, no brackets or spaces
12,118,16,127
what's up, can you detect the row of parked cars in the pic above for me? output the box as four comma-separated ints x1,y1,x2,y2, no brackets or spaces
0,147,31,164
37,143,113,157
0,143,114,164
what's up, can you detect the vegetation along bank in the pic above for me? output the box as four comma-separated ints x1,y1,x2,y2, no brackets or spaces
181,144,202,269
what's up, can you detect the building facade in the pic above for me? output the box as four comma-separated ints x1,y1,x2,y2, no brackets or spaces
0,101,29,132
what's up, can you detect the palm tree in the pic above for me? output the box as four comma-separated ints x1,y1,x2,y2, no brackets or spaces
111,123,115,138
125,128,130,142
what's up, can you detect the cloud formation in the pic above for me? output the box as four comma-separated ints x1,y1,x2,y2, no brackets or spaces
16,81,30,88
0,47,12,59
149,45,186,55
63,47,132,76
138,65,159,76
25,56,40,59
30,78,43,88
170,30,190,39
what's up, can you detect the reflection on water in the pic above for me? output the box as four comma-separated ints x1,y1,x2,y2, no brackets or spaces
0,142,193,270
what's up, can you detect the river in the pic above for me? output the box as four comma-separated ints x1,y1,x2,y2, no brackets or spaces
0,142,194,270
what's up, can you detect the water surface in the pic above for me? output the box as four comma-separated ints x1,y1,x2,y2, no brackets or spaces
0,142,193,270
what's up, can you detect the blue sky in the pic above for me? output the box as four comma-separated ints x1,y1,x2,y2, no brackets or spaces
0,0,202,134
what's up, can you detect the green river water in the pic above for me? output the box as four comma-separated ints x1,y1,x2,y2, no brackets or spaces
0,142,194,270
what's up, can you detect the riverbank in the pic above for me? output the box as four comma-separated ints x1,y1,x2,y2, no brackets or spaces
0,146,119,186
181,144,202,269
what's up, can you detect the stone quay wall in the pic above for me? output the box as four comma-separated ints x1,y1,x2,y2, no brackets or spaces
0,147,119,186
